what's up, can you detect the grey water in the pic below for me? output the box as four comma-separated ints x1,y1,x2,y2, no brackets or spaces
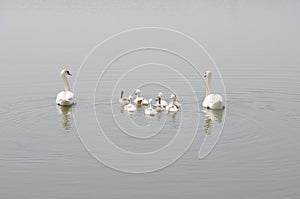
1,1,300,198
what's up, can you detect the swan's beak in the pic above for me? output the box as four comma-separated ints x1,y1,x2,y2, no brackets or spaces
67,71,72,76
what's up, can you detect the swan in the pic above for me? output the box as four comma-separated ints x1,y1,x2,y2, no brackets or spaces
155,92,168,107
202,71,224,110
172,94,181,109
154,96,165,112
145,98,157,116
134,89,149,105
124,95,137,112
166,94,179,113
56,69,75,106
119,90,130,105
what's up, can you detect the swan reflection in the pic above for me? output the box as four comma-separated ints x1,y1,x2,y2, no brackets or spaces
57,105,72,131
198,108,225,159
203,108,223,135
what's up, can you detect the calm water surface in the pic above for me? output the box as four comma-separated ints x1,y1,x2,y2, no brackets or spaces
1,1,300,198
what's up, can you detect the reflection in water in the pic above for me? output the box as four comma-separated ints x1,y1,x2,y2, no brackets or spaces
156,112,164,120
57,105,72,131
203,109,223,135
168,111,177,121
145,114,155,120
199,106,225,159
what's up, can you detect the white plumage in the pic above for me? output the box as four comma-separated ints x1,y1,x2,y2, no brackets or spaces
119,90,130,106
166,94,179,113
134,89,149,105
155,92,168,107
56,69,75,106
145,98,157,116
154,96,165,112
202,71,224,110
124,95,137,112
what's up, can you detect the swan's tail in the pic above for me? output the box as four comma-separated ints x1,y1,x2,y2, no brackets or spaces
57,100,73,106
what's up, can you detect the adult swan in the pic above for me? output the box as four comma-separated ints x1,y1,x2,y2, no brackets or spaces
56,69,75,106
202,70,224,110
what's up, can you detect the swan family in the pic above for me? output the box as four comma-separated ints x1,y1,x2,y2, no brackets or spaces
56,69,224,111
120,89,181,115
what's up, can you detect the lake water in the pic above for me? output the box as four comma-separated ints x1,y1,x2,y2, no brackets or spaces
1,1,300,198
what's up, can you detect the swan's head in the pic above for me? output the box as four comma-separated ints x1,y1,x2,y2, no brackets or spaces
204,71,212,78
120,90,124,97
135,89,141,95
61,69,72,77
128,95,133,100
170,94,175,99
158,92,163,97
148,98,153,103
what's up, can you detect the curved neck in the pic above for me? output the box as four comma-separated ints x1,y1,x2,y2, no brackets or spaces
62,75,70,92
206,76,211,96
120,91,123,99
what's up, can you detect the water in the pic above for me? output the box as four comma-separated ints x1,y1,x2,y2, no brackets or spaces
1,1,300,198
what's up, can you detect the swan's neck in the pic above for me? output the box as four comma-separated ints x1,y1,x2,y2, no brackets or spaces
62,75,70,92
120,91,123,99
206,76,211,96
158,97,161,105
171,98,175,105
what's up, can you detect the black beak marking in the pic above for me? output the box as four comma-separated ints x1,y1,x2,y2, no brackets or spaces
67,71,72,76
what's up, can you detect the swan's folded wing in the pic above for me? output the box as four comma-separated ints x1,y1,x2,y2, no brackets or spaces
65,91,74,101
203,94,223,109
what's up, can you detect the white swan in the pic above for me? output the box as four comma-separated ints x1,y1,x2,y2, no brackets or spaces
155,92,168,107
56,69,75,106
119,90,130,105
134,89,149,105
145,98,157,116
172,94,181,109
202,71,224,110
166,94,179,113
124,95,137,112
154,96,165,112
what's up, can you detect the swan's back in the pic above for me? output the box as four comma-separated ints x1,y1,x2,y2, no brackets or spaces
145,107,157,116
125,104,136,112
202,94,223,109
119,98,130,105
56,91,74,106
